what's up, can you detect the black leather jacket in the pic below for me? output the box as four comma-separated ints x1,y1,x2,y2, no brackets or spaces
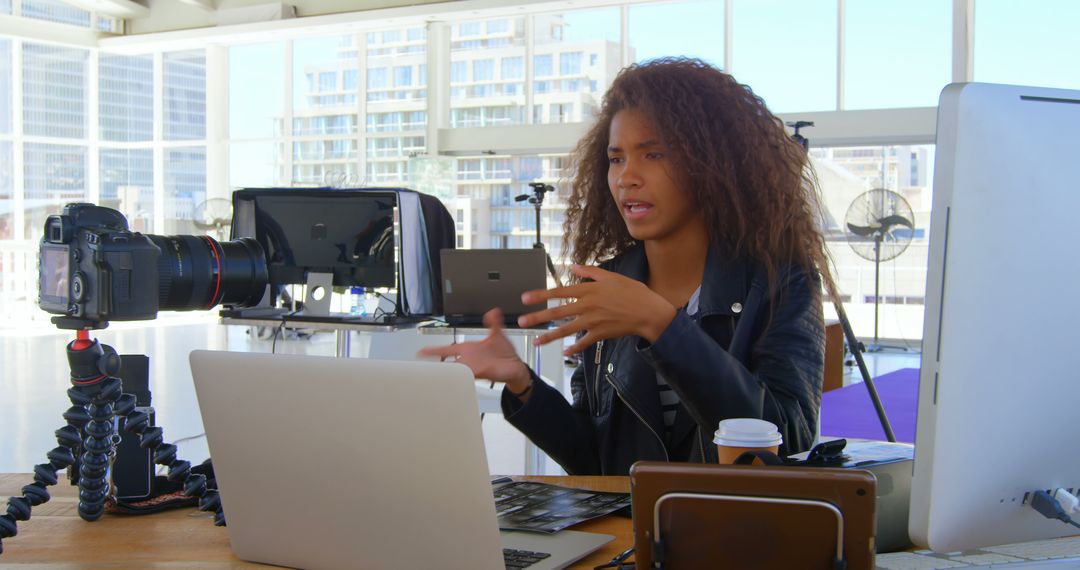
502,243,825,475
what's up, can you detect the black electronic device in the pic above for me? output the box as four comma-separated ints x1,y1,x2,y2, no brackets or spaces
231,188,397,290
112,355,154,500
38,203,268,328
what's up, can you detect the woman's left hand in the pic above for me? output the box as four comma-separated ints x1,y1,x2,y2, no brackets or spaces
516,264,677,355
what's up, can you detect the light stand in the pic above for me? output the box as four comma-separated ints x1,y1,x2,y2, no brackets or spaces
787,120,897,442
515,182,561,285
0,317,225,555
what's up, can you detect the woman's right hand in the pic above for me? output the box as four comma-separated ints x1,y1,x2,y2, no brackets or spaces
417,308,532,394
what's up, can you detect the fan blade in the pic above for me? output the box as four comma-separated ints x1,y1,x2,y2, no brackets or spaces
846,223,880,237
877,214,914,230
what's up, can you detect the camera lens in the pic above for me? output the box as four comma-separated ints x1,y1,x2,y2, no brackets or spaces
149,235,268,312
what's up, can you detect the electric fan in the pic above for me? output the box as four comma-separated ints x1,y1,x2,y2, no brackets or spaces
192,198,233,240
844,188,914,350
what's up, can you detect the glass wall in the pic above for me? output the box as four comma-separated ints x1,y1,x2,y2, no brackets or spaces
629,0,724,67
844,0,951,109
450,17,527,127
164,51,206,141
812,144,935,345
532,9,618,124
3,0,1078,335
100,54,154,142
974,0,1080,91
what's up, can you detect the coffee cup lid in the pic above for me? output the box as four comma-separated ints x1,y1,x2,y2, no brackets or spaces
712,418,783,447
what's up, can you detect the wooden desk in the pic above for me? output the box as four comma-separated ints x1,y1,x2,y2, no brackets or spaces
0,473,632,569
824,319,844,392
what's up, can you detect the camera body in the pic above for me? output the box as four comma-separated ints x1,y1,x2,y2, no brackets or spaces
39,203,162,323
39,202,269,326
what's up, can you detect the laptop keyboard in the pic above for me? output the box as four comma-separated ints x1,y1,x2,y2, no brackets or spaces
503,547,552,569
875,536,1080,569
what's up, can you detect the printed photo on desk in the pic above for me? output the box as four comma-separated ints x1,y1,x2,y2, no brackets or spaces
494,481,631,533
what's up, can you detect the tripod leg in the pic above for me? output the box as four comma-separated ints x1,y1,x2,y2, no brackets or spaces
832,298,897,442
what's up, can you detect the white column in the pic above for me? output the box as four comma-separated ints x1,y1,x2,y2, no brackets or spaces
724,0,733,73
204,44,229,200
283,39,294,184
836,0,845,111
952,0,974,83
426,22,449,154
87,48,99,204
12,39,24,241
153,51,165,233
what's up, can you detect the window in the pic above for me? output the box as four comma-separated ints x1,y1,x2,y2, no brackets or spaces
560,52,582,75
531,9,616,124
450,61,467,84
473,59,494,81
163,50,206,141
368,68,388,89
394,66,412,87
24,143,87,239
22,0,89,27
99,149,154,231
845,0,950,109
164,147,206,234
811,144,935,341
0,39,10,134
23,43,87,139
319,72,336,92
534,54,553,77
629,0,724,67
974,0,1080,91
450,17,527,126
0,141,11,240
229,43,284,139
99,54,153,142
295,36,356,110
501,56,524,80
459,22,481,37
732,0,836,112
343,69,359,90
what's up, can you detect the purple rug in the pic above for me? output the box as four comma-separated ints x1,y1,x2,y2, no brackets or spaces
819,367,919,444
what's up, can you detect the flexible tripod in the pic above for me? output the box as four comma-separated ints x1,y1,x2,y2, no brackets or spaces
516,181,562,285
787,120,897,442
0,319,225,555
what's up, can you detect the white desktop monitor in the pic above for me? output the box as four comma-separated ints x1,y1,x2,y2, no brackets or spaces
910,82,1080,552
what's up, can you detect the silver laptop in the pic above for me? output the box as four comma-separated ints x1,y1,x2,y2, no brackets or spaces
441,248,548,325
189,350,612,570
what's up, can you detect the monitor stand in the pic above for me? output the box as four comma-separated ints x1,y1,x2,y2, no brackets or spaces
299,272,333,317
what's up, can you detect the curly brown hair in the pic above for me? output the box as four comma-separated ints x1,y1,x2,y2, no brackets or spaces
563,57,838,301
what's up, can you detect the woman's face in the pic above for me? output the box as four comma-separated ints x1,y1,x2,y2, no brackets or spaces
606,108,700,244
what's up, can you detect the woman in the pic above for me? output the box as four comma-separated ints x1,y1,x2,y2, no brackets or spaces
420,58,837,475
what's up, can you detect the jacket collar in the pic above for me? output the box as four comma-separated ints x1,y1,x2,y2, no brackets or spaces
608,241,754,317
601,242,759,454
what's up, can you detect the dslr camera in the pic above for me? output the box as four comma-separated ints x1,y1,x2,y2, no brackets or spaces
39,202,268,325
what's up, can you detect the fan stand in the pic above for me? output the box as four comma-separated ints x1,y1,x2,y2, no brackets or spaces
866,234,908,353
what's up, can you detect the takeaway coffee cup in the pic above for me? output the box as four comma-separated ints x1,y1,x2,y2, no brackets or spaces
713,418,783,464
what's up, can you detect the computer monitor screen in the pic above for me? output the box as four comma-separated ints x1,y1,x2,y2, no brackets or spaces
909,82,1080,552
231,188,397,289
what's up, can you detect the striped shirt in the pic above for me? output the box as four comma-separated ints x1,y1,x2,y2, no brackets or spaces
656,285,702,439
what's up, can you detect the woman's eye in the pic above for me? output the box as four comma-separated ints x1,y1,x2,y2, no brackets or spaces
608,156,622,164
645,152,664,160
